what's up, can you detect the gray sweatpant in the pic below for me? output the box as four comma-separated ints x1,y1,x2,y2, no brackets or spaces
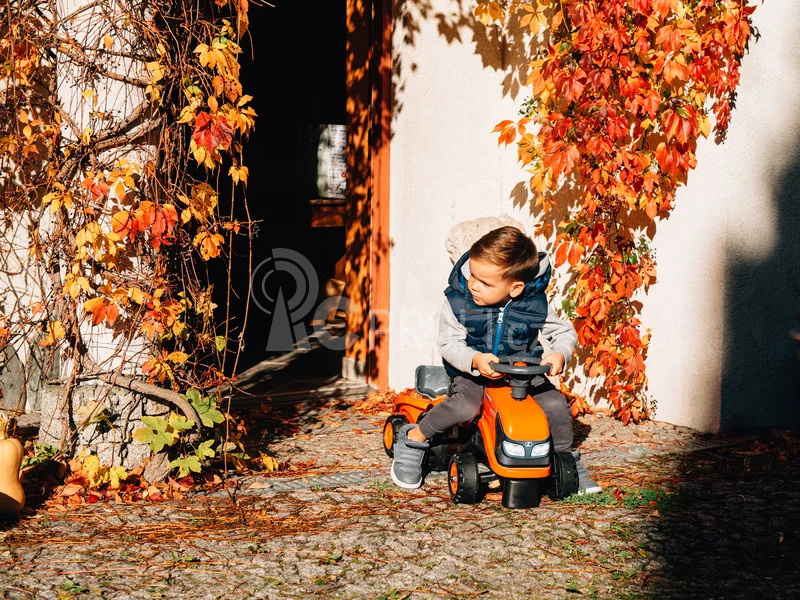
417,374,574,452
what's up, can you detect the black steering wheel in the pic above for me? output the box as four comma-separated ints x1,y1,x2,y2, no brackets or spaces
489,355,550,376
488,355,550,400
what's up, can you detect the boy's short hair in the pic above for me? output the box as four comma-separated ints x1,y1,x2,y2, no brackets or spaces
469,226,539,283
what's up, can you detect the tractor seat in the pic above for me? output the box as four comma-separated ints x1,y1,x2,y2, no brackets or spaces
415,365,452,399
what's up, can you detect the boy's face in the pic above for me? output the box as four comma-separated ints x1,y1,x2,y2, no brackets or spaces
468,258,525,306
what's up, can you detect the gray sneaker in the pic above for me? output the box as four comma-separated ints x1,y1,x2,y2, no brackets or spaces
390,424,430,489
571,450,602,495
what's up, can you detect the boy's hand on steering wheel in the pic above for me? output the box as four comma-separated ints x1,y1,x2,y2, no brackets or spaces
472,352,503,379
540,352,566,376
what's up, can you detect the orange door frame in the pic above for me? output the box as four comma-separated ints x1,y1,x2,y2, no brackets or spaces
344,0,391,388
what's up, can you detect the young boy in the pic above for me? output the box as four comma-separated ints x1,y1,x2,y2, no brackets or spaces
390,226,601,494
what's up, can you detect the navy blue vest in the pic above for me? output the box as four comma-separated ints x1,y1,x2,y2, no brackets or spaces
443,251,550,377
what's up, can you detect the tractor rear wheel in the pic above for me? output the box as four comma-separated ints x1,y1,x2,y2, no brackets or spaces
382,415,409,458
549,451,579,500
447,453,481,504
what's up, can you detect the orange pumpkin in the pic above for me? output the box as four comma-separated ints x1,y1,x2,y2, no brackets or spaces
0,418,25,517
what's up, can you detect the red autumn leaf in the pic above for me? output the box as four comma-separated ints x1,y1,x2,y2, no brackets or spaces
543,141,580,179
554,69,586,103
149,204,178,250
493,120,518,146
105,302,120,327
615,321,641,348
624,351,646,376
192,111,234,152
574,317,600,346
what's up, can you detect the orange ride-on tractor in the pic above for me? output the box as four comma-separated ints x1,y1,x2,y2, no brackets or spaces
382,356,578,509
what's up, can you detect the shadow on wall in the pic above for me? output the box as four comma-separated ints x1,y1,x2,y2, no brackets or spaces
721,140,800,430
392,0,532,128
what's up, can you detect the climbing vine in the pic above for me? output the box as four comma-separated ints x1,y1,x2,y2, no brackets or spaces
477,0,759,422
0,0,256,476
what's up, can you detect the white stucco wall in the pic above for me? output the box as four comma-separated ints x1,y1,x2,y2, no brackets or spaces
389,0,534,385
388,1,800,431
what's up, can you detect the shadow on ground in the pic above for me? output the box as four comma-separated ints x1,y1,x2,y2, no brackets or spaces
640,430,800,599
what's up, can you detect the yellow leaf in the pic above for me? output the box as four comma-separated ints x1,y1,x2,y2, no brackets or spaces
167,351,189,364
103,34,113,49
260,453,279,472
228,165,248,185
109,466,128,489
208,95,218,113
698,114,711,138
193,231,225,260
128,286,145,305
40,321,65,347
177,106,195,124
145,61,164,82
81,127,92,144
192,144,207,166
81,454,107,488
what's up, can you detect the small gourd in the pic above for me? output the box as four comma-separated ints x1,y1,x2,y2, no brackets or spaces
0,417,25,517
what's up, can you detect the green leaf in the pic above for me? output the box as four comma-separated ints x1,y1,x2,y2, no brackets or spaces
183,389,202,404
132,416,176,452
168,411,195,432
214,335,227,352
194,439,215,460
189,394,225,428
169,455,203,478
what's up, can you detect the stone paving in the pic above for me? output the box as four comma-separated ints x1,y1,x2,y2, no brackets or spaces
2,396,799,600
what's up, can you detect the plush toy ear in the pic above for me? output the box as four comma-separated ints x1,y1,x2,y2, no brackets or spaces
508,280,525,298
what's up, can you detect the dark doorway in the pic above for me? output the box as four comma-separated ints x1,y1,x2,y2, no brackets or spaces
213,0,347,376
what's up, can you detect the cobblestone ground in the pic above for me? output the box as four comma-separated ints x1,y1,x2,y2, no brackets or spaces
2,399,798,600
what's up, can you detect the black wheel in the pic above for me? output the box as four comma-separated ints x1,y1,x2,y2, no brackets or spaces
447,453,481,504
382,414,409,458
548,451,579,500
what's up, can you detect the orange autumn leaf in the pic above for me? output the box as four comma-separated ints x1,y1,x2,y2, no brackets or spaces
193,230,225,260
83,297,120,327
